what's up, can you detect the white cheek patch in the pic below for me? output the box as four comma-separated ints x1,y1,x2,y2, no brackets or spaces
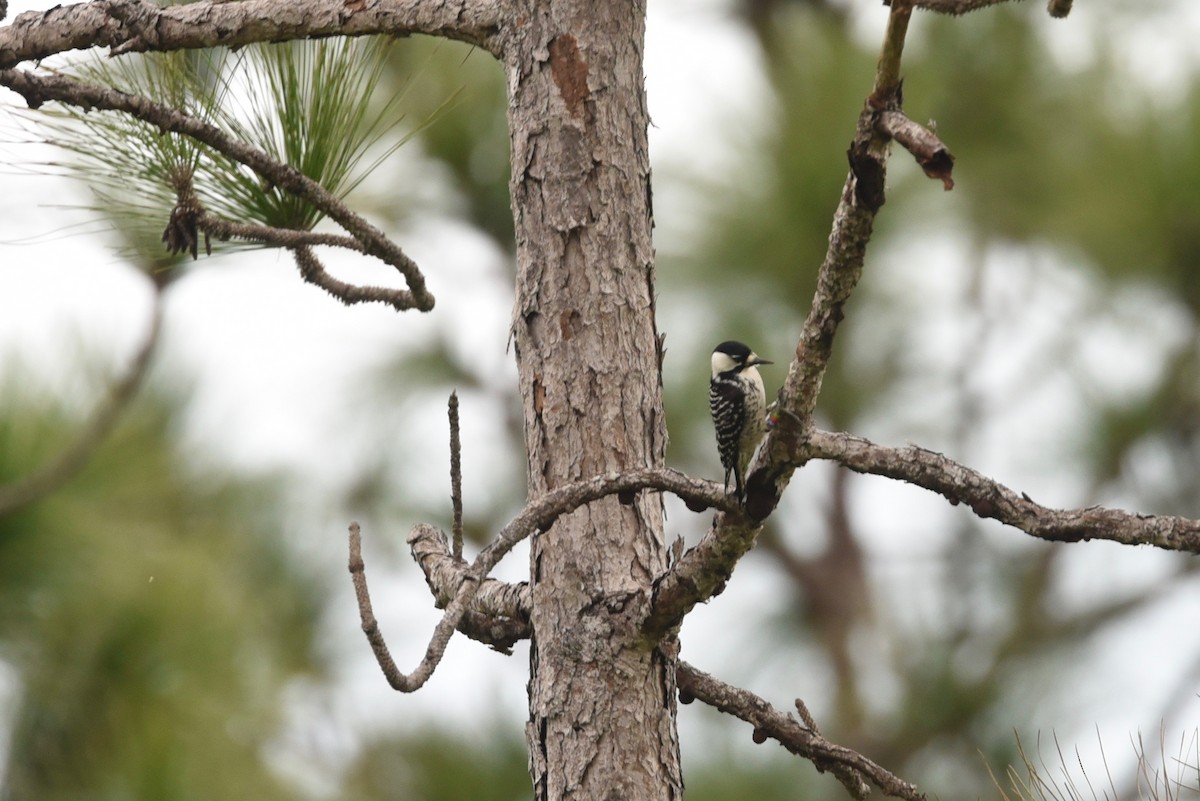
711,352,738,375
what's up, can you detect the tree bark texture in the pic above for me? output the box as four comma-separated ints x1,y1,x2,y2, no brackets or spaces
501,1,680,799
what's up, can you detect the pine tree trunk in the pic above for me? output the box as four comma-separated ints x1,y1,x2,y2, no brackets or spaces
502,1,681,798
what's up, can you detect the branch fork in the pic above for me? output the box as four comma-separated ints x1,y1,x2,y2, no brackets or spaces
374,402,924,798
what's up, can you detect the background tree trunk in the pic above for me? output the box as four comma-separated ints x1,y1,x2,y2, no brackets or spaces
503,1,680,798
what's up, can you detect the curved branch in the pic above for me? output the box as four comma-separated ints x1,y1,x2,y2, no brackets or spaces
802,428,1200,553
350,468,731,692
0,68,436,311
0,0,504,69
0,287,162,516
160,172,418,310
677,661,926,801
291,245,425,311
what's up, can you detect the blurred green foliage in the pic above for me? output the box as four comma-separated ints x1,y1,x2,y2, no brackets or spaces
0,386,324,800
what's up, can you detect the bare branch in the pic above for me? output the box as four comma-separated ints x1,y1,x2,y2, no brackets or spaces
165,181,426,310
0,68,436,311
162,169,370,257
677,661,927,801
0,286,163,516
350,519,528,686
348,521,415,689
195,211,365,254
0,0,504,69
801,428,1200,553
742,3,913,521
904,0,1025,15
876,110,955,190
351,468,730,692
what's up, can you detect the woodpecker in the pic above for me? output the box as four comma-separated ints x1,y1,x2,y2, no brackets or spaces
709,340,772,498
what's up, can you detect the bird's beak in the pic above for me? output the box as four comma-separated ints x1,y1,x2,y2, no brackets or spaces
749,354,772,366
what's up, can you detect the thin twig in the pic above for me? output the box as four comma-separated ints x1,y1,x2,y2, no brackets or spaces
897,0,1071,18
197,211,366,253
677,661,926,801
874,2,912,103
350,468,732,692
0,67,435,311
0,285,163,516
161,168,420,307
290,246,425,311
448,391,464,560
162,168,370,256
347,522,408,686
876,110,955,190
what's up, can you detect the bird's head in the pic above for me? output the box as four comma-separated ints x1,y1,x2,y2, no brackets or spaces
711,340,772,379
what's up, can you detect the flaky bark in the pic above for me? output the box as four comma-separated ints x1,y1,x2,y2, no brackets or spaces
500,1,680,798
0,0,502,67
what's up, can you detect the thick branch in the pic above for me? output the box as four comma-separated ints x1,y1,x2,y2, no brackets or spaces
0,68,435,311
0,0,503,69
677,661,926,801
643,506,760,642
645,4,921,638
408,524,531,620
408,522,923,801
0,288,162,516
802,428,1200,553
408,523,530,651
743,3,912,521
351,468,731,692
